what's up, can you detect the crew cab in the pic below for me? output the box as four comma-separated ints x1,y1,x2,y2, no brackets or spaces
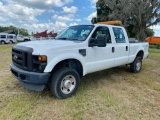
10,24,149,99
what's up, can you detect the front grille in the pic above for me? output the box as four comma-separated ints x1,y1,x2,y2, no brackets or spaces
12,49,23,66
12,46,33,71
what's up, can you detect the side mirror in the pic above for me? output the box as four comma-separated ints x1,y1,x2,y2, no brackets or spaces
88,34,107,47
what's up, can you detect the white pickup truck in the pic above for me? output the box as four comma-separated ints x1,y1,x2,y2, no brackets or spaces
17,35,31,42
10,24,149,99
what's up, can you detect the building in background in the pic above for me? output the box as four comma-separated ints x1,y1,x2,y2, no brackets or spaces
0,30,16,34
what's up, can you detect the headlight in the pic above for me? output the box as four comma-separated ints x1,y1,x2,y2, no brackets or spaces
32,55,47,72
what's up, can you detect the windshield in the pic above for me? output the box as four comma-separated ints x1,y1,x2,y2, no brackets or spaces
55,25,94,41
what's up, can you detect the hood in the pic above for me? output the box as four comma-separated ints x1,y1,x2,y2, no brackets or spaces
17,40,81,55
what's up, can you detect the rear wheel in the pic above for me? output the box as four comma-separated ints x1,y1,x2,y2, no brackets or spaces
49,68,80,99
9,40,13,44
130,57,142,73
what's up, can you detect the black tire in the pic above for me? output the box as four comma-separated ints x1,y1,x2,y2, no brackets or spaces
49,68,80,99
1,41,5,44
9,40,13,44
130,57,142,73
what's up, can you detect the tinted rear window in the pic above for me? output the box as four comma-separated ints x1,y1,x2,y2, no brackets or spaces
8,35,14,39
0,35,6,38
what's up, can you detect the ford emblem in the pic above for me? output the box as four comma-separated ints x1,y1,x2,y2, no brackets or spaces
13,55,18,60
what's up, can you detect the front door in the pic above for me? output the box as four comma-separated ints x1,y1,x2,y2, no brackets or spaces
85,26,115,74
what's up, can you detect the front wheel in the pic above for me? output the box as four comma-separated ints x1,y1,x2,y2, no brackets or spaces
130,57,142,73
1,41,5,44
49,68,80,99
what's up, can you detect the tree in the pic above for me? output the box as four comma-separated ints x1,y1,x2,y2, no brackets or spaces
18,28,29,36
0,25,29,36
92,0,160,41
145,28,155,37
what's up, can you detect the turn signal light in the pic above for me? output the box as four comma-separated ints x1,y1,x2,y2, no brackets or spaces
38,56,47,62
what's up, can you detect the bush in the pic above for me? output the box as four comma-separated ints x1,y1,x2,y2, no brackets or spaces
156,44,160,49
149,44,160,49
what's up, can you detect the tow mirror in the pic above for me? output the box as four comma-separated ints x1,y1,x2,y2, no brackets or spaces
89,34,107,47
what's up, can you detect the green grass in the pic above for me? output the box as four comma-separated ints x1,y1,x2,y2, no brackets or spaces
0,94,38,120
0,44,160,120
149,48,160,56
0,44,14,52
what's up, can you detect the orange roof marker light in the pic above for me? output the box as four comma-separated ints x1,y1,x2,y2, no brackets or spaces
97,21,122,25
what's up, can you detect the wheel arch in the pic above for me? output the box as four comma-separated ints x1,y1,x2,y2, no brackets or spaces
9,40,13,43
51,59,83,78
136,50,144,59
44,54,85,77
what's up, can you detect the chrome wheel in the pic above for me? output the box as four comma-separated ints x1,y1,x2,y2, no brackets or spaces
136,60,141,71
50,68,80,99
60,75,76,94
130,56,142,73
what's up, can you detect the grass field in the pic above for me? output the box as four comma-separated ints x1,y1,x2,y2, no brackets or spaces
0,44,160,120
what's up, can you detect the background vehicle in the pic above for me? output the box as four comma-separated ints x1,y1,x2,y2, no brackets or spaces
7,34,16,44
146,36,160,45
0,33,16,44
10,24,149,99
34,37,43,40
0,33,9,44
17,34,30,42
29,36,35,41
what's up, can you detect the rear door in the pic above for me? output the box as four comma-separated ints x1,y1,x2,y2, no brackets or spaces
112,27,129,67
7,35,13,42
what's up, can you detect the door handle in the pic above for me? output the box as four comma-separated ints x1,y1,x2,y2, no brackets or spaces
126,46,128,51
112,47,115,53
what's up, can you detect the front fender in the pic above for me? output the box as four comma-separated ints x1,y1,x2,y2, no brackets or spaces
44,53,86,75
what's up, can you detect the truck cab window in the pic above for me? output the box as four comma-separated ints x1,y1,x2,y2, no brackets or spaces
56,25,94,41
91,27,111,43
113,27,126,43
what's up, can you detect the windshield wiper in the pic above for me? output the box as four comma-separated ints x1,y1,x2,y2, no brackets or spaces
57,37,70,40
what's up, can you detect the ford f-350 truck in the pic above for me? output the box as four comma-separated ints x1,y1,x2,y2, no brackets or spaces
10,24,149,99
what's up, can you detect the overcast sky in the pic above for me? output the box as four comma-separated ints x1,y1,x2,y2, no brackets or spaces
0,0,160,36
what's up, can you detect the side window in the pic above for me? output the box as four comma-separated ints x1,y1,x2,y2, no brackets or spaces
8,35,13,39
112,27,126,43
91,26,112,43
0,35,6,38
19,35,23,38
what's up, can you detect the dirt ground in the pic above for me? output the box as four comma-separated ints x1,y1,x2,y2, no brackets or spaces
0,44,160,120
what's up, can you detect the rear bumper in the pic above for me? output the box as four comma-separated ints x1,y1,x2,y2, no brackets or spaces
10,64,50,91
